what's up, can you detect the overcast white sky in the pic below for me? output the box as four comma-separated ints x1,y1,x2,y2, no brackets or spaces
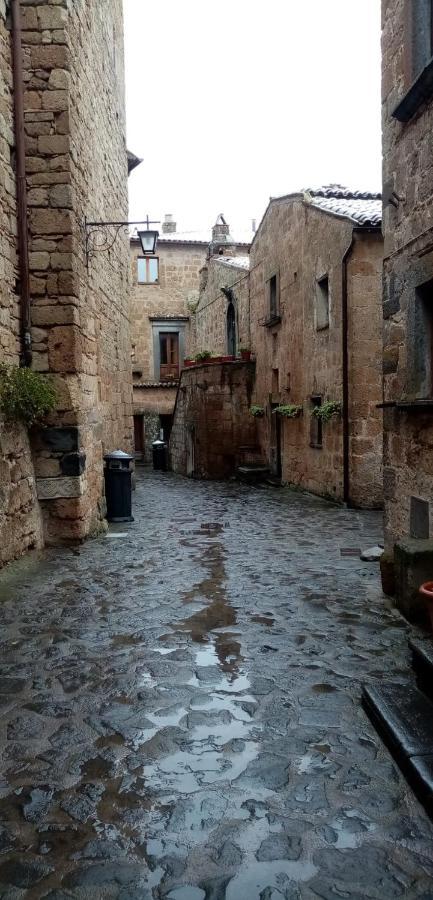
124,0,381,235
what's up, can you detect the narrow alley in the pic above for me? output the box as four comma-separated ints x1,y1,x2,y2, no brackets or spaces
0,472,433,898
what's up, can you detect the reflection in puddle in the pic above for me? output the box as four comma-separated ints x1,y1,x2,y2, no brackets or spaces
226,859,318,900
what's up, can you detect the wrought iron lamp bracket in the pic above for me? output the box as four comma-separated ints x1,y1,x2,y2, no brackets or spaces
83,217,160,268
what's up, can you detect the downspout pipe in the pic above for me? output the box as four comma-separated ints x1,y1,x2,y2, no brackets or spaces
342,233,355,506
11,0,32,367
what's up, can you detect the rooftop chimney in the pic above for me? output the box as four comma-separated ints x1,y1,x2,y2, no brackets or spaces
212,214,230,243
162,214,176,234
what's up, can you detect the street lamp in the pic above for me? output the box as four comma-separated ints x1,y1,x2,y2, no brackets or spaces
83,215,160,268
137,228,158,255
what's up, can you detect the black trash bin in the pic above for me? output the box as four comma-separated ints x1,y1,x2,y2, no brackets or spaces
152,439,168,471
104,450,134,523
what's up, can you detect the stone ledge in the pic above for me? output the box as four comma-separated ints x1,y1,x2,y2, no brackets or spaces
36,475,85,500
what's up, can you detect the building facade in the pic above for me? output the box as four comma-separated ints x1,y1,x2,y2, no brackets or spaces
131,215,252,461
0,0,132,565
179,188,384,507
382,0,433,549
249,189,383,507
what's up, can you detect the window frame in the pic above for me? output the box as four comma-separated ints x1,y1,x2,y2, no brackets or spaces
393,0,433,121
315,274,330,331
264,270,281,326
137,256,159,285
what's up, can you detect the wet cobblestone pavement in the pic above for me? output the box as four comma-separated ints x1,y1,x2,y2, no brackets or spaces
1,471,433,899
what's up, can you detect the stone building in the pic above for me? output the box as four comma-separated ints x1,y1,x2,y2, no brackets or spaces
180,187,384,505
131,215,252,461
0,1,132,565
381,0,433,557
249,188,383,507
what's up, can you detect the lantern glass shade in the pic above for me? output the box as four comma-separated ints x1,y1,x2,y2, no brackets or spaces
138,229,158,254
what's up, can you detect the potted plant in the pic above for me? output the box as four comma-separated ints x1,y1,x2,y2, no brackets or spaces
250,405,265,418
239,347,251,361
312,400,342,423
273,404,303,418
184,357,195,368
194,351,212,364
420,582,433,632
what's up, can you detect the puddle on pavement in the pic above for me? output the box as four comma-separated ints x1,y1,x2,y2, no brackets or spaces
225,859,318,900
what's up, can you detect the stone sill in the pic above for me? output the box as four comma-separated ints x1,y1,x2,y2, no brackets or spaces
262,315,282,328
377,400,433,411
134,382,179,389
392,57,433,122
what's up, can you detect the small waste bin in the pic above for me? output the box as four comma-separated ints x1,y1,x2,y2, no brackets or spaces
152,438,168,471
104,450,134,523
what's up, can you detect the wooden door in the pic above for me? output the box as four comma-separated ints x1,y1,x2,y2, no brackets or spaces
160,333,179,381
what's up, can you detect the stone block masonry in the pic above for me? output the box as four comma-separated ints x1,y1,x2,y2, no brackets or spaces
381,0,433,549
170,362,257,479
0,0,132,563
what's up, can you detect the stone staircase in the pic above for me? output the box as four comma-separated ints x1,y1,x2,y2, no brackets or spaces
363,638,433,815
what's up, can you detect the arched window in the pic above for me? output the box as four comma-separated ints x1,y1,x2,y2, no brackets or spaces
227,301,236,356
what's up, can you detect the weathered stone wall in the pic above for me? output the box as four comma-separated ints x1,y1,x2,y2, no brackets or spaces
192,257,250,358
382,0,433,547
21,0,132,544
131,239,206,381
248,199,383,506
170,362,257,479
0,4,44,565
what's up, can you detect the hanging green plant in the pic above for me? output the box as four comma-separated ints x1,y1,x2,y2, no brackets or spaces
250,405,265,418
312,400,342,423
273,404,303,419
0,364,56,427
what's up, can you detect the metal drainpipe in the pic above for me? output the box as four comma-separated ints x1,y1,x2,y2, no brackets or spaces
11,0,32,367
342,233,355,506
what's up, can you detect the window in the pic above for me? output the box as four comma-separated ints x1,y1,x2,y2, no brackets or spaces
394,0,433,120
410,278,433,397
411,0,433,79
159,333,179,381
310,396,323,448
315,276,329,330
269,274,278,317
138,257,159,284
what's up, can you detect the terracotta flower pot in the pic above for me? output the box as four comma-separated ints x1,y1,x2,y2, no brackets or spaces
221,355,235,362
240,349,251,361
209,356,222,364
420,581,433,631
184,359,194,367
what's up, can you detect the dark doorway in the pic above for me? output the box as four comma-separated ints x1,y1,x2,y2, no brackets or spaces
227,302,236,356
270,404,282,479
134,415,144,461
159,414,173,444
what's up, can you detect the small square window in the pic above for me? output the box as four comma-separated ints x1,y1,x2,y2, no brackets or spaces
138,257,159,284
315,276,329,330
310,396,323,448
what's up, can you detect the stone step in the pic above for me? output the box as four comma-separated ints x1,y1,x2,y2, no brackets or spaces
362,682,433,813
409,638,433,702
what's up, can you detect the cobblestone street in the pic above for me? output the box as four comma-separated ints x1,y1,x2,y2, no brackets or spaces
1,471,433,898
